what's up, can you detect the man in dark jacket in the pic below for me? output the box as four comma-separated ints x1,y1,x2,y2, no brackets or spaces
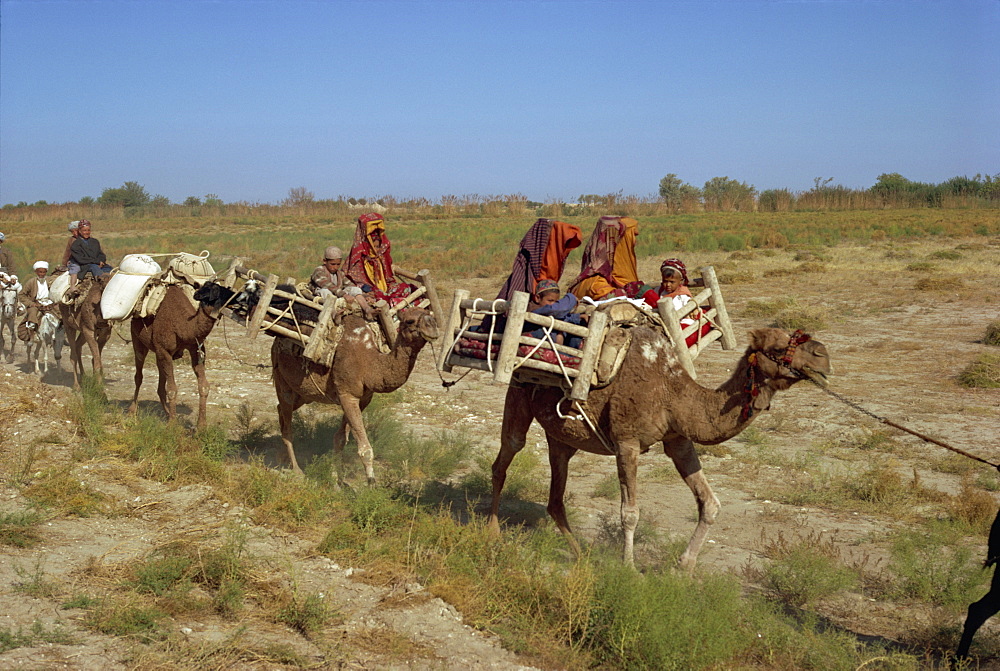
69,221,110,278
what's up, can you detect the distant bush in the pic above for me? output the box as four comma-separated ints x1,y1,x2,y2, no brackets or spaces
958,353,1000,388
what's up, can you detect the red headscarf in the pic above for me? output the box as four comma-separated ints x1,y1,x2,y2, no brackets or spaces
660,258,689,285
345,213,414,303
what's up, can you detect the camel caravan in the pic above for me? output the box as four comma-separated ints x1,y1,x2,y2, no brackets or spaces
3,213,832,572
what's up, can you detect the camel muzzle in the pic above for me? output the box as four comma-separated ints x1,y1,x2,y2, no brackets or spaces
801,366,829,387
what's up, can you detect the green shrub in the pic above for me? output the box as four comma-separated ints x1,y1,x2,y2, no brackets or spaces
761,546,857,607
889,522,988,608
584,564,749,670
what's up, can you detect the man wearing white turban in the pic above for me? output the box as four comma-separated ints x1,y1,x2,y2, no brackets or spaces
308,245,372,318
19,260,52,339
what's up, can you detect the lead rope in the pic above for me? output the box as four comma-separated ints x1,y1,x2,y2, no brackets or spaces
807,379,1000,471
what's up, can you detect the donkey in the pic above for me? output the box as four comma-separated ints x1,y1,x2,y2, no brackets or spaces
26,303,64,375
0,274,20,363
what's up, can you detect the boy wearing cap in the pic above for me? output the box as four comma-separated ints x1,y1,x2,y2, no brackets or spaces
61,220,84,286
19,260,52,337
309,246,374,319
69,220,110,279
0,232,13,275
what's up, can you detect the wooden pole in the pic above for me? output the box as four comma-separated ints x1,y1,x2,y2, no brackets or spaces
439,289,469,373
494,291,530,385
701,266,736,350
657,297,698,379
569,309,609,401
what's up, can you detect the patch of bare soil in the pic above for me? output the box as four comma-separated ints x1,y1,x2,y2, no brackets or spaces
3,240,1000,668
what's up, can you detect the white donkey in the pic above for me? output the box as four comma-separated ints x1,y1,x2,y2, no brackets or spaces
0,272,22,363
26,302,64,375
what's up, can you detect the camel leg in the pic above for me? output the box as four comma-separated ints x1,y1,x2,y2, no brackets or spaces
331,391,372,456
128,330,149,415
189,344,209,431
664,437,721,572
616,442,641,567
67,332,84,389
154,352,177,422
275,391,306,474
338,392,376,485
83,330,104,381
956,568,1000,659
546,435,582,557
488,386,534,536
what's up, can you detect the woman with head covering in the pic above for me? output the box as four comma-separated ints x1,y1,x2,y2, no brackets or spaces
496,218,583,301
345,213,414,305
568,216,639,301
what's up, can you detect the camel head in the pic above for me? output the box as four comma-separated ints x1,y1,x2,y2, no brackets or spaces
193,281,240,320
396,307,439,343
745,327,830,391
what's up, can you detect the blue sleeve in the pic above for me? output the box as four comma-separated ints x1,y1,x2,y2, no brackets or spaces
531,293,578,319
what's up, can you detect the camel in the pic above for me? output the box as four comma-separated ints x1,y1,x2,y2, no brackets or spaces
271,306,439,484
956,509,1000,660
488,326,831,569
59,274,112,388
127,282,234,430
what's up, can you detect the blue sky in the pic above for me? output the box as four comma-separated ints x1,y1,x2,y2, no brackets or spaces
1,0,997,205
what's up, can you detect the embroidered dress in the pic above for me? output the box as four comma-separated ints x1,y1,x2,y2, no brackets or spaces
345,213,413,304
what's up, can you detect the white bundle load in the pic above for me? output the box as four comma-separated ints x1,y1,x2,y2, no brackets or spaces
101,254,162,320
49,273,70,304
167,252,215,285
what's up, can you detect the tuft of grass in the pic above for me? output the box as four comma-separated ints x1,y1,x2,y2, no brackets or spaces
232,400,273,449
958,352,1000,388
0,620,77,653
583,563,750,670
461,448,546,501
747,531,858,607
12,559,60,598
888,521,988,609
947,480,998,536
0,509,44,547
983,320,1000,347
929,249,963,260
904,261,937,272
591,472,619,500
83,597,167,639
275,589,332,636
22,466,111,517
741,297,826,331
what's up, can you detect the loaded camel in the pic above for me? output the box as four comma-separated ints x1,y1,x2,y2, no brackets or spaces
0,274,19,363
488,326,831,569
271,306,439,484
127,282,234,430
59,274,112,388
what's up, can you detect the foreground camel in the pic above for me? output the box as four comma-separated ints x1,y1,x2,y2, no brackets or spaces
59,274,112,388
271,306,439,483
128,283,233,430
488,326,831,569
956,509,1000,660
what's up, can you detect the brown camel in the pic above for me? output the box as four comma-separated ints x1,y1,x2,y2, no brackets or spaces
488,326,831,569
59,274,112,388
271,306,439,484
127,282,233,430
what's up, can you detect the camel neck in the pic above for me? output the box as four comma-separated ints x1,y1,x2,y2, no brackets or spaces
670,351,778,444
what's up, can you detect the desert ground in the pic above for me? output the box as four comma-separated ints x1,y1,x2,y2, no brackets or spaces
2,236,1000,669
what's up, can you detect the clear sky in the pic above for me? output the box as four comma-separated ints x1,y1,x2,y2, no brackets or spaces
1,0,997,206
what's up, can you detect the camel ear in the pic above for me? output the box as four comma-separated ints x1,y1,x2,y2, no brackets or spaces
746,329,767,350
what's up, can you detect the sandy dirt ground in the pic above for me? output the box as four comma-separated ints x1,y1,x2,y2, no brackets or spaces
2,239,1000,668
